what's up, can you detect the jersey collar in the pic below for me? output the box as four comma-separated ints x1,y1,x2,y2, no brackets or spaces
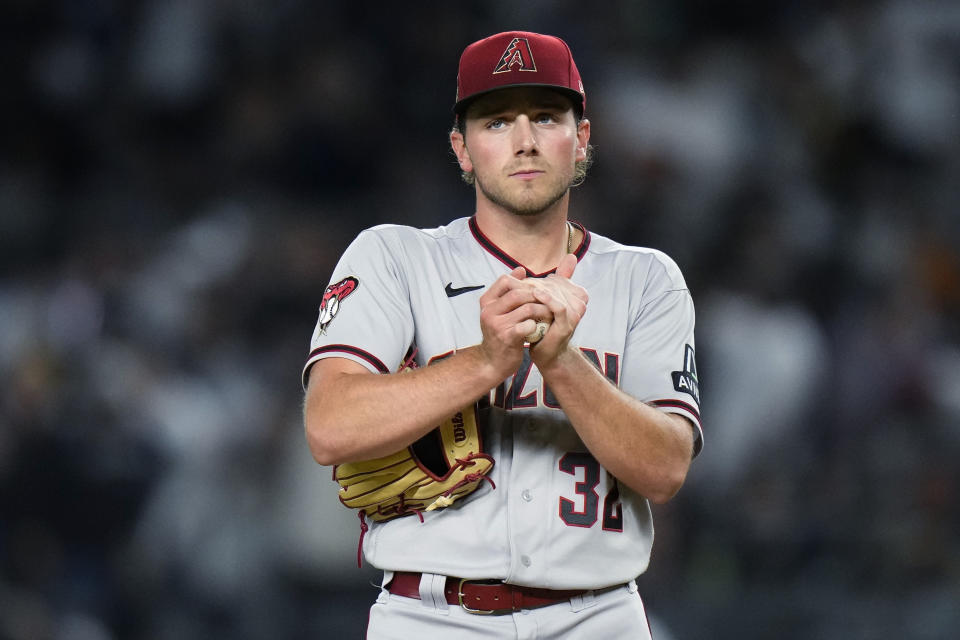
468,216,591,278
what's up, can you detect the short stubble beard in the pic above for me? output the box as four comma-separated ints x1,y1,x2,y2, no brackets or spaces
473,170,574,217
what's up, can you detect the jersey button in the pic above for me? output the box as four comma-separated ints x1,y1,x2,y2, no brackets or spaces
521,489,533,502
521,555,532,567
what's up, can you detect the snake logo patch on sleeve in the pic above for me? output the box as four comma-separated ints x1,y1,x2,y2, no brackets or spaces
317,276,358,335
671,344,700,404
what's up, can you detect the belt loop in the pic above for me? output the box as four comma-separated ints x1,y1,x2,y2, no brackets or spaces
431,574,450,616
569,589,596,613
418,573,436,610
627,579,638,594
418,573,449,615
512,588,523,611
377,571,394,604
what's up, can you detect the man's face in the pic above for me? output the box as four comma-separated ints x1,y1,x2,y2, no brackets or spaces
452,87,590,217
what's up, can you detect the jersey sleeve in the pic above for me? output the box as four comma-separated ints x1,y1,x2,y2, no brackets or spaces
302,227,415,388
620,257,703,456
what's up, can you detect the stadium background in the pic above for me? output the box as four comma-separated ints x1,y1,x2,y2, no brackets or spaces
1,1,958,638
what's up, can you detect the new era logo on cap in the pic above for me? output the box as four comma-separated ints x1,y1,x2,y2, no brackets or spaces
454,31,585,117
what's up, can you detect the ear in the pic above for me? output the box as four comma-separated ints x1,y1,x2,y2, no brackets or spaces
575,118,591,162
450,129,474,173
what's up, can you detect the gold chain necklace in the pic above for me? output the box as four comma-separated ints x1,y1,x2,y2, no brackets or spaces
566,221,574,254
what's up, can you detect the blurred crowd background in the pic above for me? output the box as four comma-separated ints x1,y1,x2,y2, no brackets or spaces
1,1,958,639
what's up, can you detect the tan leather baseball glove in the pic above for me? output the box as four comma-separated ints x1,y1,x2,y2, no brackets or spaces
334,401,495,523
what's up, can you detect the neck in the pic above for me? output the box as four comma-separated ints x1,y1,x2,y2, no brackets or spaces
474,207,578,274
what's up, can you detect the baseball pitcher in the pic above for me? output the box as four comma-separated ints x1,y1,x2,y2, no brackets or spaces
303,31,703,639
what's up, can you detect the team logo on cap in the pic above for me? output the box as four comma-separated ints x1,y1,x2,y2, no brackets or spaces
317,276,358,335
493,37,537,74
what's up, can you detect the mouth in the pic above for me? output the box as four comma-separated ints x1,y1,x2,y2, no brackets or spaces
509,169,545,180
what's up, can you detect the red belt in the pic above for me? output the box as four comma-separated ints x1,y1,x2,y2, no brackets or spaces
387,571,620,615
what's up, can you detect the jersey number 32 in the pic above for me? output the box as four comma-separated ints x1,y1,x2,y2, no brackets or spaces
558,452,624,532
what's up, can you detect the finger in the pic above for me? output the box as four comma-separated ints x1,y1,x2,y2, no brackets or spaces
574,286,589,303
481,302,553,348
556,253,578,279
538,275,589,305
531,278,588,308
534,286,586,329
528,285,559,312
480,271,532,306
516,317,538,341
534,289,568,324
498,302,553,327
480,298,552,331
482,286,542,318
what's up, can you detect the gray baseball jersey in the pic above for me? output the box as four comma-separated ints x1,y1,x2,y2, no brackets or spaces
303,216,702,590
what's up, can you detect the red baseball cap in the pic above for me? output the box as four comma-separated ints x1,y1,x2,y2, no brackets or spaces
454,31,585,118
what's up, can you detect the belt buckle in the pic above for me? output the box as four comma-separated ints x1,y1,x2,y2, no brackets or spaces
457,578,503,615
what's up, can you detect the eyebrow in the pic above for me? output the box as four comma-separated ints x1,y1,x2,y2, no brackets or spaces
471,95,572,119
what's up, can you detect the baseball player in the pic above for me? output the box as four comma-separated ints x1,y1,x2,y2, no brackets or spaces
302,31,702,639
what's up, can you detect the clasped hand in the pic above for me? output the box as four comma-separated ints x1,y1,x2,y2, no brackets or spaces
477,253,589,377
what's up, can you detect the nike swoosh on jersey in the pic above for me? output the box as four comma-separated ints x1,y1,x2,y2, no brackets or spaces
445,282,485,297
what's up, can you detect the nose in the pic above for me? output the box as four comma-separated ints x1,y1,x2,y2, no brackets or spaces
513,116,538,155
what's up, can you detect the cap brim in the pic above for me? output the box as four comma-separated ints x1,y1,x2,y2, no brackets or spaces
454,84,584,118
